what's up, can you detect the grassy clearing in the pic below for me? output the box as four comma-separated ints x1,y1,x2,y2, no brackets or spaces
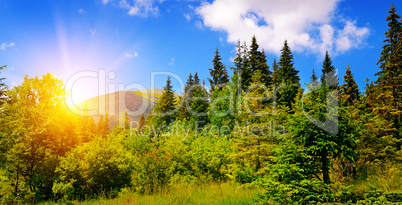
41,182,262,205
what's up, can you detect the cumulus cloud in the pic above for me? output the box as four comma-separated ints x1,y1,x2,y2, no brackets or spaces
105,0,165,17
197,0,369,55
124,51,139,58
0,42,15,50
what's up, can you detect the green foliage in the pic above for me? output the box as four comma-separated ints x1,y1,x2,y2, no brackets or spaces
275,40,300,110
208,48,229,93
53,138,133,200
375,3,402,150
321,51,339,89
340,65,360,106
0,65,7,106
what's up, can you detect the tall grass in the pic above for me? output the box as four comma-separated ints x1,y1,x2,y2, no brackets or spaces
40,182,262,205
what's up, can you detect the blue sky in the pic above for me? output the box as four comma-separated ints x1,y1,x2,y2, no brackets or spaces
0,0,400,103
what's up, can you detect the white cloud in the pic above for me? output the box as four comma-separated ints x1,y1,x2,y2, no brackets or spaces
169,58,175,66
106,0,166,17
197,0,369,56
78,9,87,14
184,13,191,22
0,42,15,50
335,21,369,53
124,51,139,58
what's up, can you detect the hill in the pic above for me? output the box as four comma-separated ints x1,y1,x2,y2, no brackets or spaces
77,89,179,128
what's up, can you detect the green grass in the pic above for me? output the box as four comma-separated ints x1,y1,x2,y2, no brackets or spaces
41,182,262,205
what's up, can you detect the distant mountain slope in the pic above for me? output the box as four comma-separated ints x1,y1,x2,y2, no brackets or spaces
77,89,179,128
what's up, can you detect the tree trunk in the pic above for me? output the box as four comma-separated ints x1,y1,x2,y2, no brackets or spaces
321,150,330,184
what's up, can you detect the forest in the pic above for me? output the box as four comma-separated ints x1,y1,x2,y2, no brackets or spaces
0,4,401,205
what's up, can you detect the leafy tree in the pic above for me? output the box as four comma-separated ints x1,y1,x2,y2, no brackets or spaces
321,51,338,90
208,48,229,92
0,74,80,199
340,65,360,106
53,138,133,200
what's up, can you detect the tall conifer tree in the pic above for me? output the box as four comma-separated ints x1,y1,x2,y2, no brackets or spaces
321,51,338,90
208,48,229,92
340,65,360,106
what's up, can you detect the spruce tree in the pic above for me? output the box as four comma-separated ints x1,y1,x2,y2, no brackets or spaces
275,40,300,110
154,77,176,125
340,65,360,106
177,74,194,121
277,40,300,85
375,4,402,148
233,41,251,90
321,51,338,90
248,36,272,87
137,113,146,135
0,65,7,106
272,58,279,85
310,68,319,87
208,48,229,92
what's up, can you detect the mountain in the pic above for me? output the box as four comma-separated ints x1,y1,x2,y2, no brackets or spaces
77,89,179,128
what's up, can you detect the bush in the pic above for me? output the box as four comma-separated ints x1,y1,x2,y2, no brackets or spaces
53,138,133,200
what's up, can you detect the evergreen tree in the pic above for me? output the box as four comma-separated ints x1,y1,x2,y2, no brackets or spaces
310,68,318,86
272,58,279,85
233,41,251,90
177,74,194,121
375,4,402,146
284,86,357,184
276,40,300,85
321,51,338,90
248,36,272,87
193,72,200,85
340,65,360,106
0,65,7,106
275,40,300,110
151,77,176,127
137,113,146,135
208,48,229,92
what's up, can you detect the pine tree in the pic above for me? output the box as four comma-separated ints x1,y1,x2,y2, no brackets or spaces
0,65,7,106
177,74,194,121
208,48,229,92
340,65,360,106
152,77,176,125
248,36,272,87
375,4,402,146
193,72,200,85
233,41,251,90
321,51,338,90
275,40,300,110
277,40,300,85
272,58,279,85
310,68,318,85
